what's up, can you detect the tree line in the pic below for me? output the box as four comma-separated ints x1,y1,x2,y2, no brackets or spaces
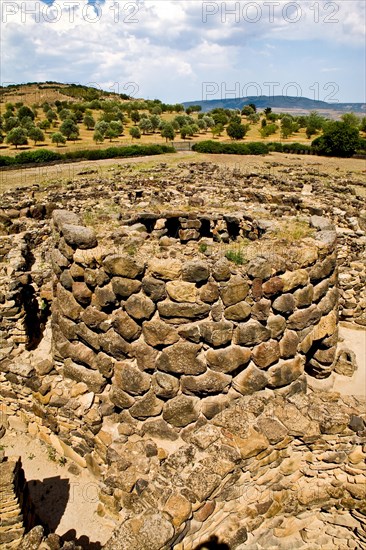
0,96,365,157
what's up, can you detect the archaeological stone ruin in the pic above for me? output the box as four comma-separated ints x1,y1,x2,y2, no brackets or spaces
0,160,365,549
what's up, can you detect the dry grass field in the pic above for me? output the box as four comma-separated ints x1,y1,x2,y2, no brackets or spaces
0,113,315,157
0,83,320,157
1,150,365,194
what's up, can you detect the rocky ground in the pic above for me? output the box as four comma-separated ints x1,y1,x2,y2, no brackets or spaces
1,153,365,329
0,152,365,549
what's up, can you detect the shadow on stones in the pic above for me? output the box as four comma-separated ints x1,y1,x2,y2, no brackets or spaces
165,216,180,238
194,535,231,549
26,476,70,533
61,529,102,549
21,249,51,350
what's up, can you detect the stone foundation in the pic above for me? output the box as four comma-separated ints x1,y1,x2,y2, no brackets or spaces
0,160,365,549
48,210,340,445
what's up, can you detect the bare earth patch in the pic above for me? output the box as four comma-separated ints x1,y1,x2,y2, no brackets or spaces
308,325,366,397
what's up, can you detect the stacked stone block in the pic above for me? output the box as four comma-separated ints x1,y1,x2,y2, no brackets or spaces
0,235,30,350
0,458,25,548
51,210,339,439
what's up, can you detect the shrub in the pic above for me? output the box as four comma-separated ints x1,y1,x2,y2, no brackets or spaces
14,149,62,164
192,140,269,155
246,142,269,155
192,140,223,153
0,155,15,167
225,249,247,265
0,145,174,167
311,122,360,157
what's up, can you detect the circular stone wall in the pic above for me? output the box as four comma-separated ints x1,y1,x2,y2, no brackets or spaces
50,209,338,442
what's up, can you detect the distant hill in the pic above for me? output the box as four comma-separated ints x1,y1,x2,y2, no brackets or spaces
182,95,366,115
0,82,132,107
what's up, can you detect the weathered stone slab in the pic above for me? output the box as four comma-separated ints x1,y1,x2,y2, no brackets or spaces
157,341,206,375
181,370,231,396
100,329,131,359
267,356,305,388
279,269,309,291
232,362,268,395
199,282,219,303
182,260,210,282
92,284,117,309
200,321,233,347
81,306,110,331
103,254,144,278
62,224,97,249
57,284,82,321
252,340,280,369
64,359,106,393
163,395,200,427
72,281,92,305
141,276,166,302
272,293,295,314
220,275,249,306
234,320,271,346
247,257,272,280
280,330,299,358
166,280,198,303
112,310,141,341
125,293,155,320
262,276,284,297
104,510,174,550
148,258,182,280
52,209,80,228
212,258,231,281
158,300,210,319
206,345,251,373
224,301,251,321
267,315,286,338
112,277,141,298
287,305,321,330
142,319,179,347
152,372,180,398
114,361,151,395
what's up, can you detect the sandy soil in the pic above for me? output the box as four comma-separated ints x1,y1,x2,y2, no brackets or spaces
308,325,366,398
332,325,366,397
2,432,116,548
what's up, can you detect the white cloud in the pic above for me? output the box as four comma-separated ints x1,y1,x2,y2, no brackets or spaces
0,0,364,102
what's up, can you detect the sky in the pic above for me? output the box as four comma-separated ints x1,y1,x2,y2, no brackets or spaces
1,0,365,104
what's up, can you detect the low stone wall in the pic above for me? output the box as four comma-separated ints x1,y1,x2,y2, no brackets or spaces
0,234,30,350
0,229,52,356
0,159,364,549
337,231,366,327
0,458,26,548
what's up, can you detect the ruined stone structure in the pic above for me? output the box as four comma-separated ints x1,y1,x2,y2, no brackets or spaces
50,209,339,437
0,160,365,548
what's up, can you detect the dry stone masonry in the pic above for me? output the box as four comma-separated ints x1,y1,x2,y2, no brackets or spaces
0,160,365,548
50,208,340,435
